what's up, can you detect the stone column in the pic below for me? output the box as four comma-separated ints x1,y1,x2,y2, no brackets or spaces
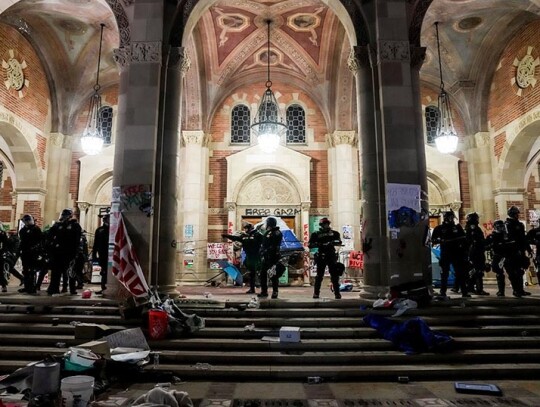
44,133,72,225
150,47,190,294
465,132,496,221
327,130,360,249
76,201,90,232
109,1,165,299
180,130,210,283
350,45,389,297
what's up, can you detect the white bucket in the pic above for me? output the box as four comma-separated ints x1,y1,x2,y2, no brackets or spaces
60,375,95,407
69,347,100,367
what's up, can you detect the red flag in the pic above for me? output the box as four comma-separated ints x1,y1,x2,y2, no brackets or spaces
112,213,150,298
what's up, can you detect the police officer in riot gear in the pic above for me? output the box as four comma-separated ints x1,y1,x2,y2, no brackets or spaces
18,214,43,294
222,221,262,294
526,220,540,279
308,218,343,299
465,212,489,295
431,211,470,298
486,220,511,296
504,206,531,297
45,208,82,295
258,217,283,299
92,214,110,294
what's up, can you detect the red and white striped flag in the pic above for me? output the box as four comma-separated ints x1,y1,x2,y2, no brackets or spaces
112,213,150,298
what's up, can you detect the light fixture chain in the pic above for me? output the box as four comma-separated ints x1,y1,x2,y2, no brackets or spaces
435,22,444,92
95,23,105,91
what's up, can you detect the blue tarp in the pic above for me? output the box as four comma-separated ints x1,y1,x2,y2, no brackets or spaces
280,229,304,252
363,314,454,355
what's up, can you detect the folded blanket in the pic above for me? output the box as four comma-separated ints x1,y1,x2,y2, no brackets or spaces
132,386,193,407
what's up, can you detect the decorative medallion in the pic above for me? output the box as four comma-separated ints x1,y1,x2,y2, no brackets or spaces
2,49,29,98
512,46,539,96
214,7,249,47
287,7,324,46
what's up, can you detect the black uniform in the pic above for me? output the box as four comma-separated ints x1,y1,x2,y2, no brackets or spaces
0,230,9,292
46,218,82,295
465,223,487,295
223,228,262,293
19,223,43,293
505,216,531,296
308,227,342,299
259,222,283,299
431,218,469,297
486,223,515,296
526,225,540,273
92,220,110,291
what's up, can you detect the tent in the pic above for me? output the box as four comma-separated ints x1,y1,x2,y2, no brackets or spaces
255,217,304,252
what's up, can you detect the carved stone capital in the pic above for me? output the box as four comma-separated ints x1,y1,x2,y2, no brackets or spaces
379,40,410,63
410,46,426,70
63,135,73,149
182,131,209,146
49,133,64,147
474,132,490,147
113,47,131,71
449,201,462,213
226,202,237,212
77,201,90,211
349,45,375,72
131,41,161,64
301,202,311,211
328,130,357,147
168,47,191,77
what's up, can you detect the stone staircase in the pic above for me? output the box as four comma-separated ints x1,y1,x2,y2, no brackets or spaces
1,294,540,382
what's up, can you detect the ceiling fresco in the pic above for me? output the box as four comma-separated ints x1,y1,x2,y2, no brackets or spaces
0,0,540,133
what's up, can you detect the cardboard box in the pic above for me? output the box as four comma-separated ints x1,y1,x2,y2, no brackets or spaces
78,340,111,359
74,323,111,340
279,326,301,343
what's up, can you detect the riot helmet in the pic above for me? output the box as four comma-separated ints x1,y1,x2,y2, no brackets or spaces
59,208,73,222
319,217,331,230
265,217,277,229
442,211,455,223
22,214,34,226
466,212,479,225
242,221,254,231
507,206,520,219
493,220,506,233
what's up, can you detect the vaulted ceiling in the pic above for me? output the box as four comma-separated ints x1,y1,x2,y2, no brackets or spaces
1,0,540,134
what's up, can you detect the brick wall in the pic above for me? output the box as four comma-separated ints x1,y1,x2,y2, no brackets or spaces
0,25,50,131
70,152,83,209
0,177,12,223
208,82,329,237
494,132,506,160
527,170,540,213
22,200,42,227
488,20,540,132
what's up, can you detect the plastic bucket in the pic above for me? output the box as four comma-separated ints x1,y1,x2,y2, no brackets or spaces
148,309,168,340
69,347,100,367
60,375,94,407
32,361,60,395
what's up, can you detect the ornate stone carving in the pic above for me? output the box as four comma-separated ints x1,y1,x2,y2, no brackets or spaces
168,47,191,76
113,47,131,70
226,202,237,211
349,45,375,72
512,46,539,96
131,42,161,64
49,133,64,147
379,40,410,62
329,131,356,147
474,132,490,147
104,0,131,47
301,202,311,211
182,131,209,146
310,208,329,216
208,208,226,215
77,201,90,211
238,176,297,206
2,49,29,98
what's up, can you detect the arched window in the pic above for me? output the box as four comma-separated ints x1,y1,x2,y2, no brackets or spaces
286,104,306,144
99,106,113,145
425,105,440,145
231,104,251,144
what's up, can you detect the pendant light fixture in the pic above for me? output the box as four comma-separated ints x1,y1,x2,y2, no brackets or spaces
81,23,106,156
250,19,286,154
434,22,458,154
